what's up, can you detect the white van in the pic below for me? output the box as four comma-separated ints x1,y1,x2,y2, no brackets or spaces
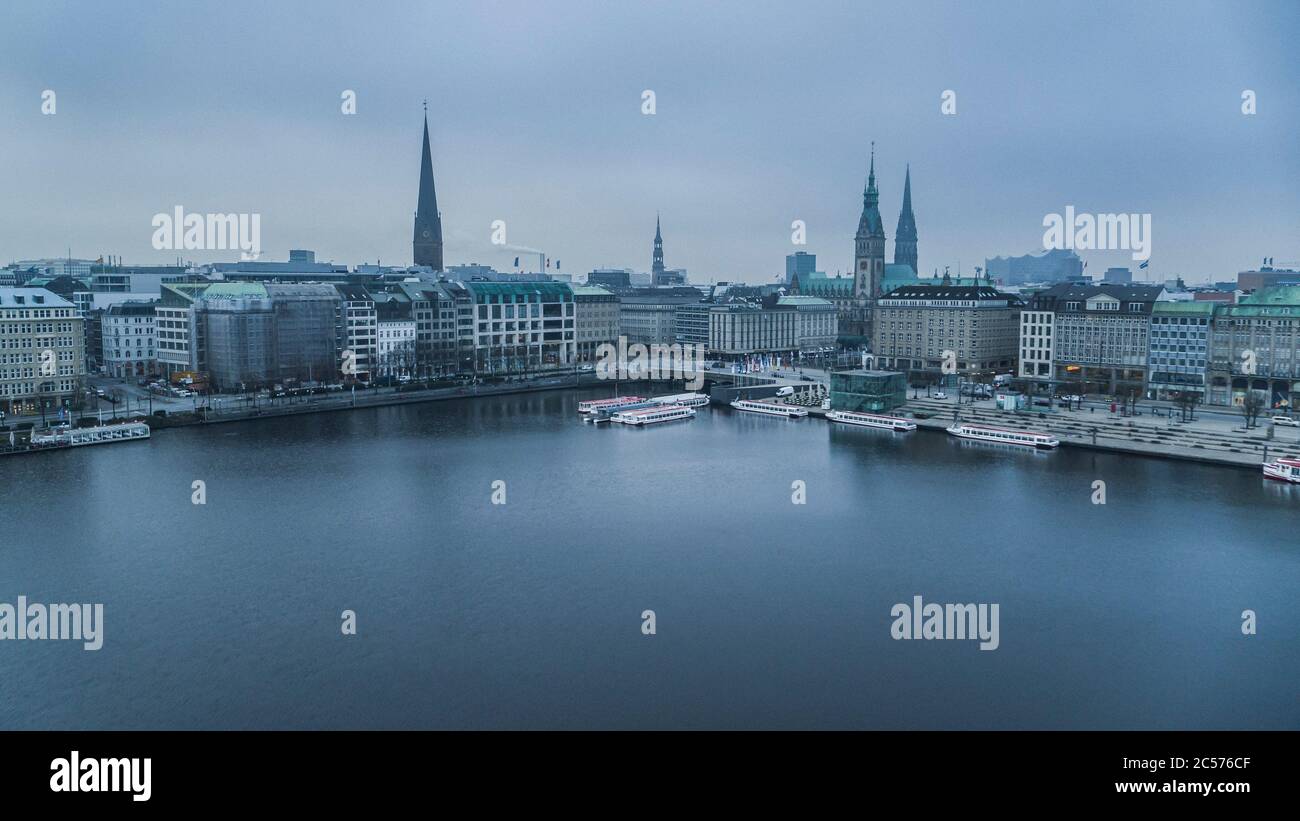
775,386,794,397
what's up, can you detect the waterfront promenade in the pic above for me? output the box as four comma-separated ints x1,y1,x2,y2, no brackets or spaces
896,395,1295,469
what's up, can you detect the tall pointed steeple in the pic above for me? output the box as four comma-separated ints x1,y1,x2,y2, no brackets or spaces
413,102,444,271
854,142,886,301
894,164,918,275
652,213,665,275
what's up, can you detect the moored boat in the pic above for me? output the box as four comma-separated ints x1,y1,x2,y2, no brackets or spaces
1262,457,1300,483
826,410,916,432
945,422,1057,449
578,396,646,414
29,421,151,449
729,399,808,418
611,404,696,425
649,392,709,408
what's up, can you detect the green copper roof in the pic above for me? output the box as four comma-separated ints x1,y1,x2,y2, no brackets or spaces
1152,300,1215,314
1240,285,1300,305
201,282,268,299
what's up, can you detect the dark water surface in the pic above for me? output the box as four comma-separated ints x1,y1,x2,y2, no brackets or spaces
2,390,1297,729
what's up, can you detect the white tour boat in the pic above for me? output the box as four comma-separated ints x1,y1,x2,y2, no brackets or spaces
611,404,697,426
577,396,646,414
1262,457,1300,484
649,392,710,408
729,399,808,418
945,422,1058,449
826,410,916,432
29,421,151,448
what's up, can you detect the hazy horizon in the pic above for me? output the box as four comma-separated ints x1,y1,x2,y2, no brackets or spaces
2,0,1297,284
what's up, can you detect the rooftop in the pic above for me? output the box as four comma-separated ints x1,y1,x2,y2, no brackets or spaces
0,287,75,308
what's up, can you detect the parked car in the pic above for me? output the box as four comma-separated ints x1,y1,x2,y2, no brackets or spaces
1271,416,1299,427
932,391,947,400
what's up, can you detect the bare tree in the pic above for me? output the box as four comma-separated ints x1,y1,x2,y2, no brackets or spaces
1173,391,1199,422
1242,391,1266,428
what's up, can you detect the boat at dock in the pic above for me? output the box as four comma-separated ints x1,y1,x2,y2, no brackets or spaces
578,396,646,415
611,405,696,426
826,410,916,432
1262,457,1300,483
945,422,1057,449
649,392,709,408
28,421,151,449
730,399,808,418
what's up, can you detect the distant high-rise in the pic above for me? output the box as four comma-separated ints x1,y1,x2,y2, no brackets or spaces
894,165,918,275
413,108,444,271
652,214,665,277
786,251,817,284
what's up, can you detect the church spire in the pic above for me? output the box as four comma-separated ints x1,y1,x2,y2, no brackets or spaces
652,213,665,275
413,106,444,271
894,164,918,275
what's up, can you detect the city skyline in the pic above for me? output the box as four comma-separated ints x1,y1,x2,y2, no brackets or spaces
2,1,1297,283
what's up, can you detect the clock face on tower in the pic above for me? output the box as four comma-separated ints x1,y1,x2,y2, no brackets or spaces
422,229,431,239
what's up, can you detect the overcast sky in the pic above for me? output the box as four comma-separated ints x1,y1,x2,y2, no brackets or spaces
2,0,1297,284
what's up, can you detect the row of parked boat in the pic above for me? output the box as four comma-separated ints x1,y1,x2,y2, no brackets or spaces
578,392,1300,480
578,393,710,426
736,399,1060,448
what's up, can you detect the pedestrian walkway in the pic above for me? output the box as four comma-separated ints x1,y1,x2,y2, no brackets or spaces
902,397,1296,469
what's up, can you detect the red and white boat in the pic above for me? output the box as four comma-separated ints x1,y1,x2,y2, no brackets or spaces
826,410,916,432
946,422,1058,449
578,396,646,415
1262,457,1300,484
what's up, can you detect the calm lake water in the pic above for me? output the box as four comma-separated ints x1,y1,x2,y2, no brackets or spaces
2,389,1297,729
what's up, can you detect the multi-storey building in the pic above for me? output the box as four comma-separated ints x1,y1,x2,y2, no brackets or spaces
201,284,276,389
617,287,703,346
1018,307,1054,380
776,295,838,351
463,281,575,373
984,248,1084,285
156,282,341,390
1207,285,1300,408
572,285,620,364
101,301,157,378
155,283,208,378
336,284,377,382
1146,301,1214,400
705,302,797,357
385,281,468,378
0,288,85,417
872,282,1020,379
785,251,817,285
674,303,711,349
1020,283,1163,396
587,269,633,289
262,284,342,385
375,300,417,377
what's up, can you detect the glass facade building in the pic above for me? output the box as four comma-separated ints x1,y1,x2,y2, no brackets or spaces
830,369,907,412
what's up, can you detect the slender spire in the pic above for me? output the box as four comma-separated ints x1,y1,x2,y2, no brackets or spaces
864,141,879,208
894,164,918,275
413,106,443,270
652,213,665,275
